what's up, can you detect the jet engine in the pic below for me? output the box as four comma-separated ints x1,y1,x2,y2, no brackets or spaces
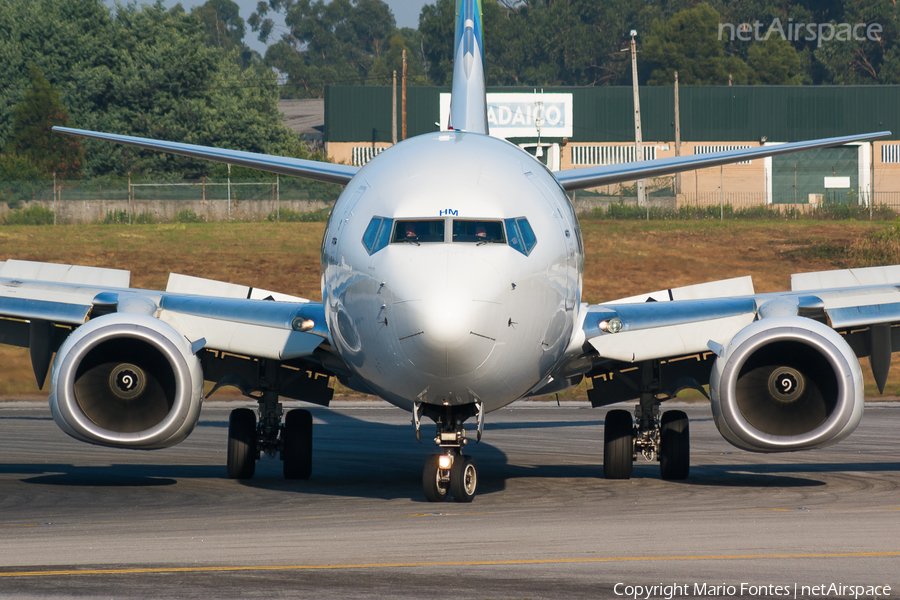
709,316,864,452
49,313,204,449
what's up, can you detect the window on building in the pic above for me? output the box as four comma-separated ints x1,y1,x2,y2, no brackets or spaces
694,145,752,164
352,147,385,166
882,144,900,163
571,145,657,166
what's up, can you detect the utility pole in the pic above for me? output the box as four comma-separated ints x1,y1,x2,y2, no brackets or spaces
128,171,133,224
401,50,408,141
720,165,724,220
392,70,398,144
674,70,681,195
534,90,544,159
629,30,646,213
871,141,876,220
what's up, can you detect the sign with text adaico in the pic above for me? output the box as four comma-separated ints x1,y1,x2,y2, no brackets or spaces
439,93,573,139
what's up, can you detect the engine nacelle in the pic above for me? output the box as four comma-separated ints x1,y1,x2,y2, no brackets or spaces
49,313,204,449
709,316,864,452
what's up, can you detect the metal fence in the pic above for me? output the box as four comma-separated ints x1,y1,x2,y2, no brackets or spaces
570,190,900,220
0,178,334,224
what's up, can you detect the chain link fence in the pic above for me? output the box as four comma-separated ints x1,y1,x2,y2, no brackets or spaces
0,178,334,224
572,190,900,220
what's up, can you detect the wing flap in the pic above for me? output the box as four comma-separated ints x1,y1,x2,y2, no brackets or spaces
792,265,900,291
166,273,311,303
0,259,130,288
605,276,754,305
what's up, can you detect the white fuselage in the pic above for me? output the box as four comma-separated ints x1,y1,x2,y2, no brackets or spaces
321,131,584,413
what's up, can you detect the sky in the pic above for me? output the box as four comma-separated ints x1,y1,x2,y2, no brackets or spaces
106,0,430,54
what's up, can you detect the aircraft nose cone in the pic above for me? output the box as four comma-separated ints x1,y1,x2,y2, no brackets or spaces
392,254,504,379
423,296,471,345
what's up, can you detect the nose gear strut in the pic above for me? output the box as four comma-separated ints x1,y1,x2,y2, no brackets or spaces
416,401,481,502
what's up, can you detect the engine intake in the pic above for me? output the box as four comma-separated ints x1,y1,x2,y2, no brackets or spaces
50,313,204,449
710,316,863,452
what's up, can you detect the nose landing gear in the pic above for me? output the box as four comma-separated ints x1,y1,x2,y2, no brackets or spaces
417,402,481,502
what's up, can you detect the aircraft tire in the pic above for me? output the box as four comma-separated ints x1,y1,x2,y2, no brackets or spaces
227,408,257,479
450,455,477,503
422,454,448,502
283,409,313,480
603,409,634,479
659,410,690,480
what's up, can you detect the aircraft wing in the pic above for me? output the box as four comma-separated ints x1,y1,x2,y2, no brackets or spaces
0,260,341,388
567,265,900,398
554,131,890,192
52,127,359,186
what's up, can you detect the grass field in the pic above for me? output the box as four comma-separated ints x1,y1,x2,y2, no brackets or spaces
2,218,900,399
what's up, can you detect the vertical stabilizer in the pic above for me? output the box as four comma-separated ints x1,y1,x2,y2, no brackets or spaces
448,0,488,134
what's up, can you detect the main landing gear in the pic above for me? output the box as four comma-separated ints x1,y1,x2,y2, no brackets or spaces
226,389,313,480
603,362,690,481
417,402,483,502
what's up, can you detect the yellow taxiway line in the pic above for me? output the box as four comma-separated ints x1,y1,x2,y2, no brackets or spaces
1,551,899,578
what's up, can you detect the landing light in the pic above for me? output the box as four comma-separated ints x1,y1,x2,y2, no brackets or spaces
291,317,315,332
438,455,452,469
599,318,623,334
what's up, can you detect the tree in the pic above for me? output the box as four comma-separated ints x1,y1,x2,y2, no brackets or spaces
251,0,398,97
813,0,900,84
0,0,304,179
643,4,749,86
192,0,256,67
4,66,82,179
418,0,667,87
747,39,803,84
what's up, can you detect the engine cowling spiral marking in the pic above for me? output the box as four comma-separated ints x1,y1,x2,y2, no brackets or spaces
767,366,805,403
109,363,146,400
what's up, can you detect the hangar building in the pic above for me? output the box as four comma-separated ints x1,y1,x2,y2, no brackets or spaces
323,86,900,205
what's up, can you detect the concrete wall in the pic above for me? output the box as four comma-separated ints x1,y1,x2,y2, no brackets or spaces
1,198,330,225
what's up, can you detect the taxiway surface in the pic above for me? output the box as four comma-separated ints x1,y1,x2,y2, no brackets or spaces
0,400,898,599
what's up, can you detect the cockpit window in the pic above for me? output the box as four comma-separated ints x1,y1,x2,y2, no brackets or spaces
391,220,445,244
516,218,537,252
505,217,537,256
362,216,394,255
452,220,505,244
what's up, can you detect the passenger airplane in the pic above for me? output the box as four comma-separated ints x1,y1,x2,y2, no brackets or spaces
1,0,893,502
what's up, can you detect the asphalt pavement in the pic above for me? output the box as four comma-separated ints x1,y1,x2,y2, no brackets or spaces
0,400,898,599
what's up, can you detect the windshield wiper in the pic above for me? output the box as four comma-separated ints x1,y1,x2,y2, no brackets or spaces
403,238,421,246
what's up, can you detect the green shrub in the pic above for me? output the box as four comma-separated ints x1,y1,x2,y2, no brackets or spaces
134,211,158,224
102,209,130,224
172,209,203,223
267,207,331,222
3,204,55,225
